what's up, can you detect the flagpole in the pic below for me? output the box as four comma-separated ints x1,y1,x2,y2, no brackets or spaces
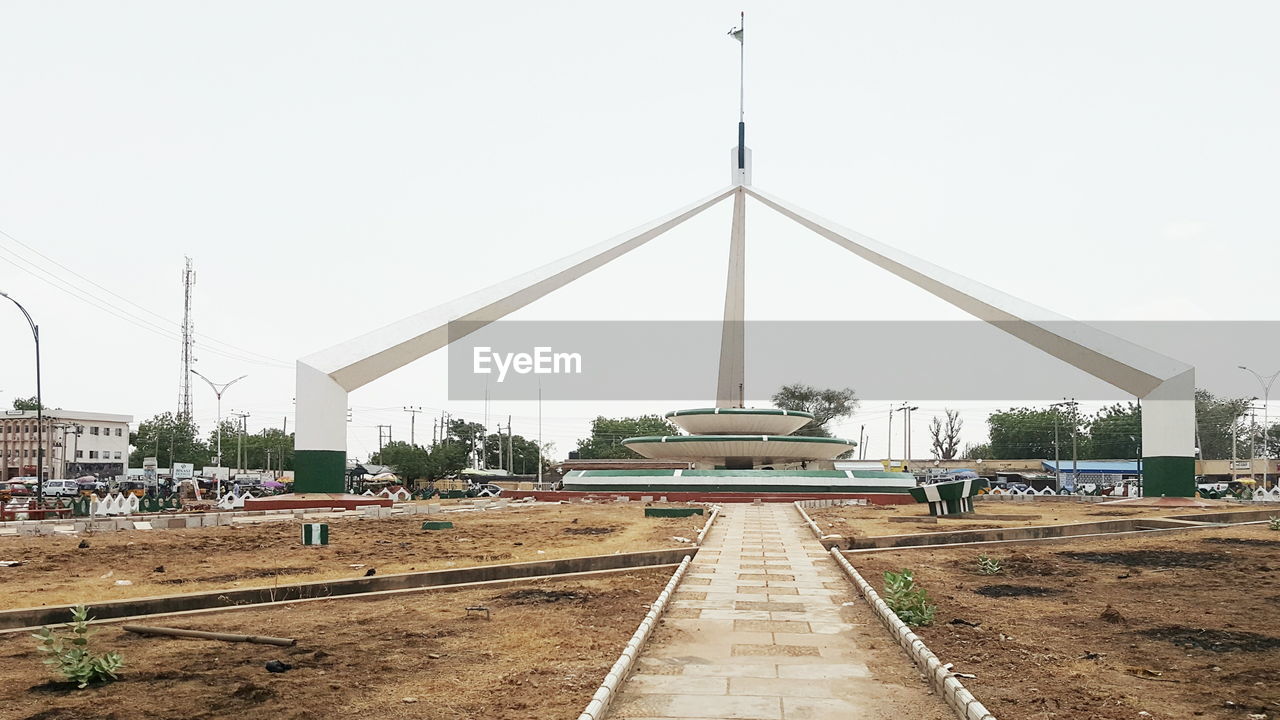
739,11,745,124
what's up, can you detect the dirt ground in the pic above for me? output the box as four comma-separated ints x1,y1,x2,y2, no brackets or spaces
0,569,669,720
852,522,1280,720
0,504,705,609
808,500,1249,538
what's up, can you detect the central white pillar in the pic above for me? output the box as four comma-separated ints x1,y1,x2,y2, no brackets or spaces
716,187,747,407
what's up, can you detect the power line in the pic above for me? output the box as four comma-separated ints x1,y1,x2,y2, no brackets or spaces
0,227,291,368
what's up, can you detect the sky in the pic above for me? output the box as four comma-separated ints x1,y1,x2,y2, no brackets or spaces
1,1,1278,464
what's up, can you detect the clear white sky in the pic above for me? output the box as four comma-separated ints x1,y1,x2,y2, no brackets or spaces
2,2,1278,462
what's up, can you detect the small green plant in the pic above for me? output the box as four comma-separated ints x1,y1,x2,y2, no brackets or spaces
976,554,1003,575
32,605,124,688
1268,516,1280,531
882,568,937,627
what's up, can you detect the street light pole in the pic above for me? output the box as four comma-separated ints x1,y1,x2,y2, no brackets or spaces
1,291,43,504
190,371,247,470
1239,366,1279,489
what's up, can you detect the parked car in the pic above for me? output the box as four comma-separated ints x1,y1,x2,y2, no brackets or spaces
43,479,81,497
3,481,32,496
77,479,108,494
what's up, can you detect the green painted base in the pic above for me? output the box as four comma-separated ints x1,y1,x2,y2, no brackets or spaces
422,521,454,530
1142,456,1195,497
644,508,705,518
293,450,347,494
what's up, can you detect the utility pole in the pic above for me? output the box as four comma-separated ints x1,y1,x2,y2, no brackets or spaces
177,257,196,421
896,403,918,473
537,384,543,487
230,411,250,476
403,406,423,446
858,425,866,460
376,425,392,459
886,404,894,468
508,416,513,474
1052,399,1079,490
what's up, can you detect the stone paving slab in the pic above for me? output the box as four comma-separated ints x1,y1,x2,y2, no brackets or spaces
607,503,942,719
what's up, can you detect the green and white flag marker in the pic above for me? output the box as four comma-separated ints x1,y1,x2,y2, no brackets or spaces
301,523,329,546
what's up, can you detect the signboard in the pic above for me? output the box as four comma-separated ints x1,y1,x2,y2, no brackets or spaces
1231,460,1252,470
173,463,194,479
1059,472,1125,484
143,456,158,487
202,466,230,481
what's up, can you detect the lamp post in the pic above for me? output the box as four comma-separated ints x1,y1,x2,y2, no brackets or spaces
1,291,43,504
1238,366,1279,489
190,371,247,471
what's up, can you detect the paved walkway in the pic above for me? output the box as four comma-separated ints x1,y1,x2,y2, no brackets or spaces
608,504,905,720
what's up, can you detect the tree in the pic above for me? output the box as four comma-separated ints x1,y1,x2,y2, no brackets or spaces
960,442,991,460
1195,389,1253,460
1083,403,1140,459
986,406,1078,460
770,384,859,437
371,440,469,481
575,415,680,459
483,432,550,475
130,412,212,469
928,409,963,460
12,396,41,411
371,441,433,481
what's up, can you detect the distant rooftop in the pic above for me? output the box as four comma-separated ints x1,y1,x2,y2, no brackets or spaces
2,409,133,424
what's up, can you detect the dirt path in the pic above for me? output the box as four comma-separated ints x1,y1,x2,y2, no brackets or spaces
0,504,703,609
0,570,670,720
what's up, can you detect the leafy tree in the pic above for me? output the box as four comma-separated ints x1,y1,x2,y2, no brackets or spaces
130,412,212,469
960,442,992,460
1083,402,1140,459
371,440,469,481
483,432,551,475
371,441,433,480
771,384,859,437
1195,389,1253,460
201,422,294,471
12,396,41,411
575,415,680,459
986,406,1079,460
928,409,963,460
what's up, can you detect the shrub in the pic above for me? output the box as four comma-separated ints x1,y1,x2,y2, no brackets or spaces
976,554,1003,575
32,605,124,688
882,569,936,627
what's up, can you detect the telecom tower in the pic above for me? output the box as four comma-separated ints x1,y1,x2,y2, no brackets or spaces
178,257,196,421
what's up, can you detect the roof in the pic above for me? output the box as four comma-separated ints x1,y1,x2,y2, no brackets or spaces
2,409,133,424
1041,460,1139,474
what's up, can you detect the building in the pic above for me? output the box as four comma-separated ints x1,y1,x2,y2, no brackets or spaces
1,410,133,481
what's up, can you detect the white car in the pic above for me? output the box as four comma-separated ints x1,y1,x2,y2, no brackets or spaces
43,479,81,497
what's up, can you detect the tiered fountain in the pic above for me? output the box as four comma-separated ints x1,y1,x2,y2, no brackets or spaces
562,407,916,502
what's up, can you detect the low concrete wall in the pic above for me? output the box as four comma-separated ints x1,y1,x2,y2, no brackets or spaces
845,517,1204,550
695,506,721,546
575,555,693,720
830,547,996,720
0,547,696,632
1172,508,1280,524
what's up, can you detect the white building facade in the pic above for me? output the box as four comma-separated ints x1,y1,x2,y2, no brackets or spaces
1,410,133,481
